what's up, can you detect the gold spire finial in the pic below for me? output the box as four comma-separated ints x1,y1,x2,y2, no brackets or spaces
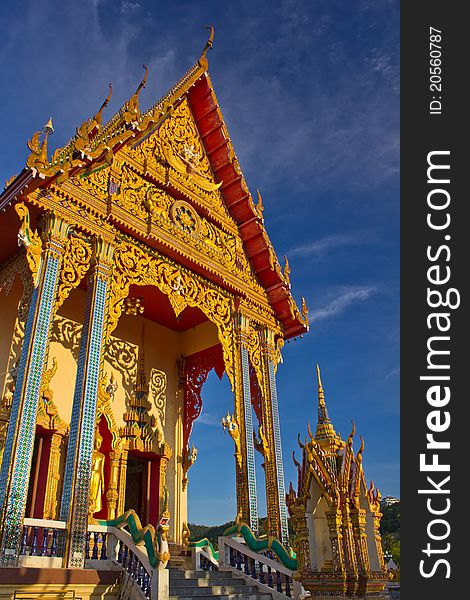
43,116,54,135
314,364,339,446
316,364,325,404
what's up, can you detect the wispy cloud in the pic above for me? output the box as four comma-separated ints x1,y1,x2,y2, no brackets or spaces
384,367,400,380
288,232,373,260
310,285,377,321
196,412,223,427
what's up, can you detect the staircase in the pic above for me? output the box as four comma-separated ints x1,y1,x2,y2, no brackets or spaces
170,569,273,600
169,542,192,569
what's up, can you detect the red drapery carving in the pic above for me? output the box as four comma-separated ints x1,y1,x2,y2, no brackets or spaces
250,363,263,426
183,344,225,453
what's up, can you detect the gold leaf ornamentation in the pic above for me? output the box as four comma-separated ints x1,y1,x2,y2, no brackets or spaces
106,238,235,386
14,202,43,287
56,236,92,312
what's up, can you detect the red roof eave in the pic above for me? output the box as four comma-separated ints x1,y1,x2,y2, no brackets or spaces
188,74,308,340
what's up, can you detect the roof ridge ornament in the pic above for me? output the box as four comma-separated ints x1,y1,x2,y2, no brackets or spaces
26,117,54,170
255,189,264,221
93,83,113,126
125,64,149,119
199,26,214,68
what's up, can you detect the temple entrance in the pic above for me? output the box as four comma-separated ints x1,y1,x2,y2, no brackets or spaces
124,454,161,527
25,428,51,518
125,458,148,521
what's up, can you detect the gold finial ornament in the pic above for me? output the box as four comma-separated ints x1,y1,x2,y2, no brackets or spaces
255,190,264,221
125,64,149,118
93,83,113,126
316,364,324,403
26,118,54,170
43,116,54,135
283,256,291,288
301,296,308,319
201,25,215,59
222,412,242,469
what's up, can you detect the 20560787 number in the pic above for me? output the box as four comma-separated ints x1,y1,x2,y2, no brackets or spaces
429,27,442,115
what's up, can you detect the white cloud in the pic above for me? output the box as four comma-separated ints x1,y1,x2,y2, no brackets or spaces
195,412,223,427
310,286,377,321
288,232,373,260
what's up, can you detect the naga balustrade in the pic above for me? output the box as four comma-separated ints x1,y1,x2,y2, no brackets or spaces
218,536,302,600
15,519,168,600
191,544,219,571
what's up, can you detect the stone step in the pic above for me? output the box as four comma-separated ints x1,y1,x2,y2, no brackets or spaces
169,569,235,580
170,578,242,587
170,585,259,596
170,595,272,600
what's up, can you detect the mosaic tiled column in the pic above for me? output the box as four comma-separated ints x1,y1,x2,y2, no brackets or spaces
261,328,289,546
0,215,71,565
233,314,259,535
59,238,114,568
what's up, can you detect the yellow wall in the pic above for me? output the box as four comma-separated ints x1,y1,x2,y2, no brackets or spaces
0,276,23,398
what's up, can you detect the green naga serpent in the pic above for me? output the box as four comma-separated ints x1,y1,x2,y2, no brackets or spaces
188,517,298,571
99,486,171,569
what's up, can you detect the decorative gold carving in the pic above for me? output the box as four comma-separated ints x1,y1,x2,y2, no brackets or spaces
123,296,144,316
182,522,191,548
14,203,43,287
37,357,69,433
182,444,198,491
222,413,242,469
150,368,167,429
253,424,270,463
106,237,236,387
26,119,54,171
96,374,122,451
56,235,92,312
134,98,227,214
170,200,201,235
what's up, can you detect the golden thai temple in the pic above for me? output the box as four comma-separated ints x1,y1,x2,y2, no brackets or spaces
0,31,387,600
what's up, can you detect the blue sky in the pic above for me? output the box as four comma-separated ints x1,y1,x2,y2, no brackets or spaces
0,0,399,525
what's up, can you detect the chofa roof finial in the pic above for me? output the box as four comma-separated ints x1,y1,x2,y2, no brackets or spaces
94,83,113,126
199,26,215,67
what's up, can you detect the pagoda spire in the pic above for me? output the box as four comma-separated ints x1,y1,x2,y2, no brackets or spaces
314,364,339,443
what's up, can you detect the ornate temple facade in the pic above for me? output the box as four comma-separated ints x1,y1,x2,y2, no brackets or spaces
0,35,309,570
286,367,386,596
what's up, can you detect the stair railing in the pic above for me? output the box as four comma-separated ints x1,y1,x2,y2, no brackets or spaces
86,522,169,600
191,545,219,571
19,518,67,566
219,535,302,600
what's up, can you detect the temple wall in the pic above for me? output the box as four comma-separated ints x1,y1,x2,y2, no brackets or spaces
0,277,23,396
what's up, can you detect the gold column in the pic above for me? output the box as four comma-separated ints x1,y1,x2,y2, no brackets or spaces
106,451,121,520
259,327,289,545
43,432,66,520
350,508,370,578
116,449,128,516
232,312,259,534
341,501,359,591
326,508,347,577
